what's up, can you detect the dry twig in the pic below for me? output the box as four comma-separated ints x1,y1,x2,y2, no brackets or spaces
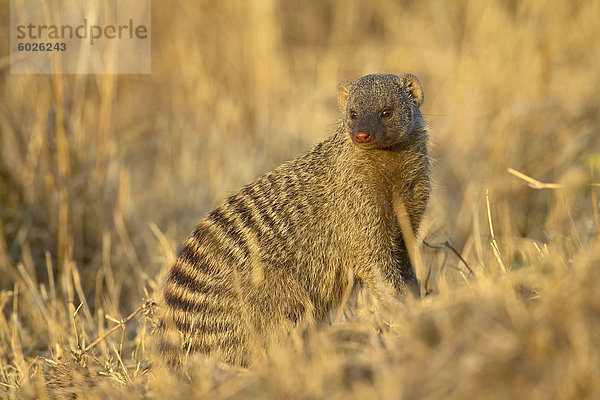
507,168,564,189
83,300,156,354
422,238,474,276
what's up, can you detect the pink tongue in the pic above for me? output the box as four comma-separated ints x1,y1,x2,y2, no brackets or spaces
355,131,371,143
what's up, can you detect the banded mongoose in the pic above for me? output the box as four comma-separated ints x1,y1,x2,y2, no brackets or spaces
158,73,431,367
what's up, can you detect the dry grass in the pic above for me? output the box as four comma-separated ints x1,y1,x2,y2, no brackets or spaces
1,0,600,398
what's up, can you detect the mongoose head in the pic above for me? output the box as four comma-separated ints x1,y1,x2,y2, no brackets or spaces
337,74,425,149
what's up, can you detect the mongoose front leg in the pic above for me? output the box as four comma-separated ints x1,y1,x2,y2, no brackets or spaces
390,189,425,300
392,235,420,298
355,244,419,312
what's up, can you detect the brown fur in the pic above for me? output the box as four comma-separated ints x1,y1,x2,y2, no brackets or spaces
157,73,431,367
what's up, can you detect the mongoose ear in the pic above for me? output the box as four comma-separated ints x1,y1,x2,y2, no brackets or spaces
337,80,352,114
398,74,424,108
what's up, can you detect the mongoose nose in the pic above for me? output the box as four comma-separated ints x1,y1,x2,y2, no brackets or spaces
354,131,371,143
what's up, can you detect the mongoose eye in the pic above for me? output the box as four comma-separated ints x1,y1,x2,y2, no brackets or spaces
381,109,392,118
350,111,357,120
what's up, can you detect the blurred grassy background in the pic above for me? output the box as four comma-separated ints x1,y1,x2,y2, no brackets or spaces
1,0,600,398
